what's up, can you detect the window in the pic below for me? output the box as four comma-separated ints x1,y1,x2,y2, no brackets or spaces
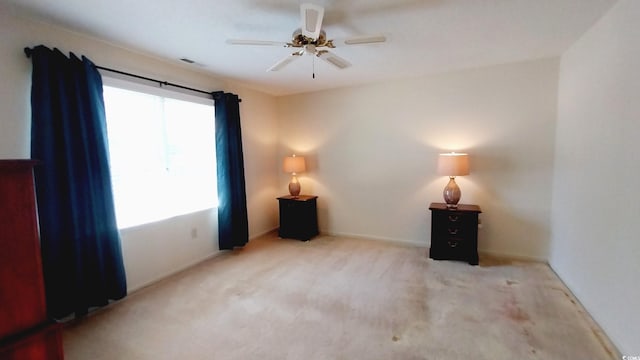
103,81,217,229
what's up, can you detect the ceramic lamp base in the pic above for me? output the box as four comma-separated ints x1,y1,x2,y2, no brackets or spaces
288,175,301,197
443,176,461,208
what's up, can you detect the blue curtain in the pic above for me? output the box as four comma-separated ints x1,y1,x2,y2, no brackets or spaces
213,91,249,250
28,45,126,318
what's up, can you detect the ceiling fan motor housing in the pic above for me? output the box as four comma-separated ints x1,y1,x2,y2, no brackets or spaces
290,29,334,48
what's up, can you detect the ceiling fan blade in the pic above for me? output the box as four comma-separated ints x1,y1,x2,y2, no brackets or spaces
316,51,351,69
267,51,303,72
226,39,288,46
300,3,324,40
344,35,387,45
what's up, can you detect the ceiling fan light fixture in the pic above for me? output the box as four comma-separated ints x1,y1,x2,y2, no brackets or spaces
304,44,316,55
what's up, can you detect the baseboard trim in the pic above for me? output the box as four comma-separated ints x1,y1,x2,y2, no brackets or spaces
323,231,428,248
127,251,224,293
321,231,547,263
478,249,548,263
250,227,279,240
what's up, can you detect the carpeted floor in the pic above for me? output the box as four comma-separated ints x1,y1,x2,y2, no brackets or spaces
63,233,617,359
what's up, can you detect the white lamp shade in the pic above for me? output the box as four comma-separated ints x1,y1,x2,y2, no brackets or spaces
437,153,469,176
283,155,306,173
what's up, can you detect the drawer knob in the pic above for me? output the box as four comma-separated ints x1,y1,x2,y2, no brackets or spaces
447,240,459,248
448,228,459,235
448,215,459,222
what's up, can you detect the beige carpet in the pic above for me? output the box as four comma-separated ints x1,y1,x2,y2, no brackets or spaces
63,233,617,359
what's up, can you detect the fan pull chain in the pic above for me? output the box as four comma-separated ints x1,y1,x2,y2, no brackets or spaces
312,56,315,79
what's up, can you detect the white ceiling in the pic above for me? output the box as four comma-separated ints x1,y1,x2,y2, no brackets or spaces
7,0,617,96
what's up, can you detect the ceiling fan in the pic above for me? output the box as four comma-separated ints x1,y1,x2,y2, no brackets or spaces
226,3,386,76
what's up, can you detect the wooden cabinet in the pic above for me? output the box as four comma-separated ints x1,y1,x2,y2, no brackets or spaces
0,160,63,359
277,195,319,241
429,202,481,265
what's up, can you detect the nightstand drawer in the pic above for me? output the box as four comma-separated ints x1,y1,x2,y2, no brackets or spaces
434,211,474,225
430,234,475,261
431,235,471,257
444,237,465,249
432,212,475,237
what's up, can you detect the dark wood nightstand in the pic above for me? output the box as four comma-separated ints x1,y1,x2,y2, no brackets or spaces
429,202,481,265
277,195,319,241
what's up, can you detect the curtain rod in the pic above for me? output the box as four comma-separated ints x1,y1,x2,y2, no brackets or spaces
23,47,240,101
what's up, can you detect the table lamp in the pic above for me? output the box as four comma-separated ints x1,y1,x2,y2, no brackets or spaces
283,154,306,197
437,152,469,208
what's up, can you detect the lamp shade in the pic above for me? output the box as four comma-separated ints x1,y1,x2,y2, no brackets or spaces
437,153,469,176
283,155,306,174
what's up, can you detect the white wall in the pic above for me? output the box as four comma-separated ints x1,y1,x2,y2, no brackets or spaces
551,0,640,354
0,8,279,291
277,59,559,259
